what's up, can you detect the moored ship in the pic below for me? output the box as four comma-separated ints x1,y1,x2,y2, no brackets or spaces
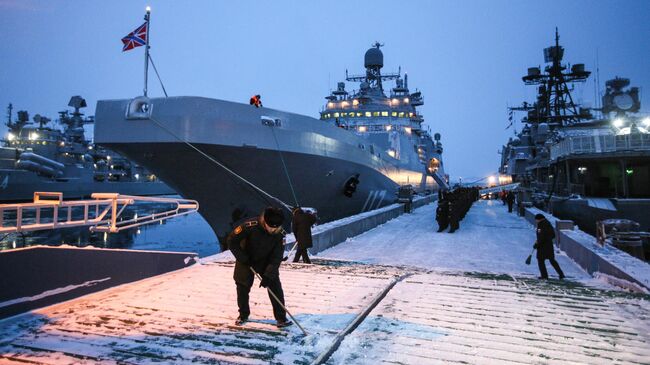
94,43,448,243
499,30,650,236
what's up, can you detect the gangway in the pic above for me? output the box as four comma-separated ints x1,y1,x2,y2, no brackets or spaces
479,182,520,195
0,192,199,234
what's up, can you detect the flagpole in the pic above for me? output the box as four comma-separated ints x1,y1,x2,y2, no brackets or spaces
143,6,151,97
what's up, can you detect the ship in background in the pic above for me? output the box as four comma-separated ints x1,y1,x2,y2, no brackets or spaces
94,43,448,243
499,29,650,236
0,96,174,201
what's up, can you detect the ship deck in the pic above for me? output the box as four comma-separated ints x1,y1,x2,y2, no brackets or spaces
1,201,649,364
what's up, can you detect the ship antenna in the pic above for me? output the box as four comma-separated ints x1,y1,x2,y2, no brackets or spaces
143,6,151,97
6,103,12,127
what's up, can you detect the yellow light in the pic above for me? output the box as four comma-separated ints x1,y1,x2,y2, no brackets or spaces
386,125,392,131
488,176,496,185
404,127,412,134
387,149,396,158
352,99,359,106
391,98,399,105
29,132,39,140
381,111,388,117
333,112,339,118
358,126,367,132
365,112,371,117
341,101,349,107
60,141,65,147
327,102,334,109
7,133,15,141
404,98,410,104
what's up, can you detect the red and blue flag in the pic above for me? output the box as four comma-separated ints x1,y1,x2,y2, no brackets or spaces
121,22,148,52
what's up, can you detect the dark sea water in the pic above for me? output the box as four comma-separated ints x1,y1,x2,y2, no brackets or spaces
0,197,220,257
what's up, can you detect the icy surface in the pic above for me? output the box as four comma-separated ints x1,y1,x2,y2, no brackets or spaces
1,200,649,364
320,200,590,280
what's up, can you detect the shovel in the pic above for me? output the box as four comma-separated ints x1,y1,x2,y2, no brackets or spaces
525,247,535,265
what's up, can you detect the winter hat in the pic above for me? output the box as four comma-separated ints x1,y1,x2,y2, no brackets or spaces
534,214,545,220
263,207,284,228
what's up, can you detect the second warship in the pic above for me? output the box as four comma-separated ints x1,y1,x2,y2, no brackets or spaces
499,30,650,236
94,44,448,242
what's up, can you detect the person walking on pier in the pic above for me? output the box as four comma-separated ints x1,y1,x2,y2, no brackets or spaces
506,191,515,213
227,207,293,327
533,214,565,280
291,207,317,264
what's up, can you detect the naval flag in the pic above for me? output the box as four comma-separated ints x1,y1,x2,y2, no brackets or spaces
121,22,148,52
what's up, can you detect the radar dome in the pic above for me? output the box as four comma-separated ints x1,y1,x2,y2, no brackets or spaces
365,46,383,68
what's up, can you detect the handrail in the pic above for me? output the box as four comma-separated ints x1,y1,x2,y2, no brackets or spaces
0,192,199,234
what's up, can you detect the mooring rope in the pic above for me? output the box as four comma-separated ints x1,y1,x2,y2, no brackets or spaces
268,124,299,207
147,115,294,212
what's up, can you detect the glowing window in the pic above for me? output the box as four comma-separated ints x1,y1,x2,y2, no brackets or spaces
365,112,371,117
352,99,359,106
333,112,340,118
398,112,405,117
373,111,380,117
391,112,397,117
357,112,362,117
409,112,414,117
381,111,388,117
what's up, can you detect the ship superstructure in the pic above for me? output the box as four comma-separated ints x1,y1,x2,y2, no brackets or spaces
0,96,173,201
499,30,650,234
94,44,448,243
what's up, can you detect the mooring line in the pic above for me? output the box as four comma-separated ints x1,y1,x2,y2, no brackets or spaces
311,272,413,365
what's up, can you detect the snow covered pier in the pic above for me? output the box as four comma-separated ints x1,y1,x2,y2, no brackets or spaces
1,201,649,364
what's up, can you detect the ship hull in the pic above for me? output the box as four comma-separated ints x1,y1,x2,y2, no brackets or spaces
549,197,650,235
95,96,440,242
102,142,400,241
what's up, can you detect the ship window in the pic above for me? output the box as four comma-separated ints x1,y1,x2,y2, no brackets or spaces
381,111,388,117
392,112,397,117
334,112,340,118
409,112,414,117
365,112,371,117
398,112,405,117
373,111,380,117
356,112,362,117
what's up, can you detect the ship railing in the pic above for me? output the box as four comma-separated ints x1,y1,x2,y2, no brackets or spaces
0,192,199,234
551,133,650,160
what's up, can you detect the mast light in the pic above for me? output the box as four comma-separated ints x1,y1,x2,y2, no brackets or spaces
146,6,151,12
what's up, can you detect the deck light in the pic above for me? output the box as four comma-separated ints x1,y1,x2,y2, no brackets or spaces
613,118,624,128
7,133,15,141
352,99,359,106
341,101,349,107
391,98,399,106
327,102,334,109
488,176,496,185
387,149,396,158
404,127,412,134
386,125,392,131
404,98,410,104
358,126,367,132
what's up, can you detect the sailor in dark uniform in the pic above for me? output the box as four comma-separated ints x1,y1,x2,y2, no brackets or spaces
448,191,460,233
534,214,565,280
227,206,292,327
436,198,449,232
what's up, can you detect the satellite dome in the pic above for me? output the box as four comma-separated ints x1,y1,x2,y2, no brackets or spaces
364,44,383,68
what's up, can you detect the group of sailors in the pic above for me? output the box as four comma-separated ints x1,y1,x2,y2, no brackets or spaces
435,187,480,233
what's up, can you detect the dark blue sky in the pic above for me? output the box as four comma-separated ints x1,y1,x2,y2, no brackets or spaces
1,0,649,181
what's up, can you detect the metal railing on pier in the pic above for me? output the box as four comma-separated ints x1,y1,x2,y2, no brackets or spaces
0,192,199,234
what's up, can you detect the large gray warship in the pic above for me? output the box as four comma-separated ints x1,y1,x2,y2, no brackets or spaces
0,96,174,202
95,44,448,242
499,30,650,235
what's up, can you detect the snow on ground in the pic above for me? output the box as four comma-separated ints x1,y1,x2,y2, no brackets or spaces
319,200,590,281
2,200,649,364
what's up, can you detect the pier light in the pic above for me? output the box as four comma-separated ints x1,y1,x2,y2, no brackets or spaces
7,132,15,141
404,98,410,104
404,127,412,134
613,118,624,128
386,125,392,131
358,126,367,132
